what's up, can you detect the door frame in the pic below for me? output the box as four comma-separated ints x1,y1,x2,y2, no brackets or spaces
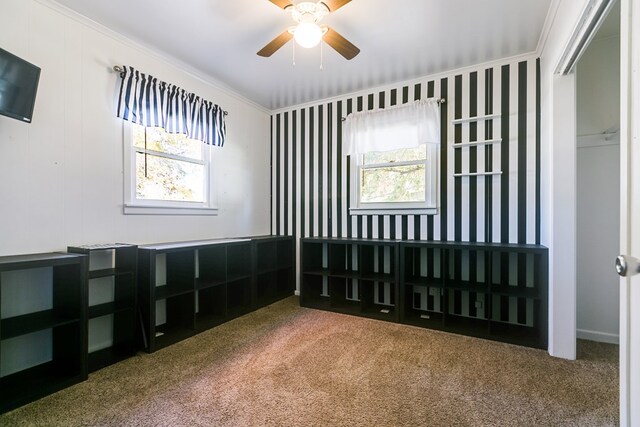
619,0,639,423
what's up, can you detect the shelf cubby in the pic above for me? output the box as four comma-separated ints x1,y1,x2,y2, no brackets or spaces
196,284,227,332
0,252,87,413
300,274,331,310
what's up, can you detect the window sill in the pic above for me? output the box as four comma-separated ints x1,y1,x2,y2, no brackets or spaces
349,207,438,216
124,204,219,216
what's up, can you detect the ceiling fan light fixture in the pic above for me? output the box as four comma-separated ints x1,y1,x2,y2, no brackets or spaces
294,22,326,48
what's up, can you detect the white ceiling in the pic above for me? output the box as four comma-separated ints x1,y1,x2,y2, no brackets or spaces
54,0,553,110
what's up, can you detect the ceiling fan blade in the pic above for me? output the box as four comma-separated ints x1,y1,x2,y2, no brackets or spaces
257,30,294,57
323,27,360,60
320,0,351,12
268,0,293,9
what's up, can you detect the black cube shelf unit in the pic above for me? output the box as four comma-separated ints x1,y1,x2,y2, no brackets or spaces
138,236,294,353
0,252,87,413
254,235,295,308
301,238,400,323
300,237,548,349
67,244,137,372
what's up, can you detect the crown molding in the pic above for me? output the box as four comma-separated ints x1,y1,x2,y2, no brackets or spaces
33,0,271,115
536,0,563,58
271,51,539,114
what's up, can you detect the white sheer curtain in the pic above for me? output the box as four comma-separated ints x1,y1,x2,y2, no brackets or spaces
343,98,441,155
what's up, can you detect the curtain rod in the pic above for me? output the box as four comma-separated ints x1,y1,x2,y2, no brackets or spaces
113,65,229,116
340,98,446,121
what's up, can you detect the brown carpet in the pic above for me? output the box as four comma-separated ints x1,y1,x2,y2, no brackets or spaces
1,297,618,426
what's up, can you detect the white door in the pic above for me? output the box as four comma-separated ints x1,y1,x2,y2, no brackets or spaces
618,0,640,424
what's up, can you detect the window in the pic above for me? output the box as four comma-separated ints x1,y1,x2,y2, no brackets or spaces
123,123,217,215
343,98,441,215
350,143,438,215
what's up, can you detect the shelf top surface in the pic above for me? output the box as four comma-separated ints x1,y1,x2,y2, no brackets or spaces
0,252,85,268
140,238,251,251
300,237,546,251
302,237,404,244
245,235,292,241
399,240,548,251
68,243,136,251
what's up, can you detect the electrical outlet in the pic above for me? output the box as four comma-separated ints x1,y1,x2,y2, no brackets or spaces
475,300,484,310
429,287,439,296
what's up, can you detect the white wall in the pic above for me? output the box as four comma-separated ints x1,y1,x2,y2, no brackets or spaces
576,34,620,344
0,0,271,257
538,0,589,359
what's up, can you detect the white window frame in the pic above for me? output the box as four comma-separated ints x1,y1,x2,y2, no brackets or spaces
122,122,218,215
349,144,439,215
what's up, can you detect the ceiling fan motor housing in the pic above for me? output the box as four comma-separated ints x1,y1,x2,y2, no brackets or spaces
288,2,329,24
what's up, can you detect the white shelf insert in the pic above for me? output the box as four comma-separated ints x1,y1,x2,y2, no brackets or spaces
451,114,501,125
451,138,502,148
452,171,503,177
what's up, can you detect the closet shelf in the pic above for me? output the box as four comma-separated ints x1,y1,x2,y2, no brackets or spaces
452,138,501,148
453,171,502,177
451,113,501,125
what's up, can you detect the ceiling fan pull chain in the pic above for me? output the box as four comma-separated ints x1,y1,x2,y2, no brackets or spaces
292,40,296,66
320,41,323,70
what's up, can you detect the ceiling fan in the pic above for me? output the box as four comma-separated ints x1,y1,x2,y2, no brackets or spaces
257,0,360,60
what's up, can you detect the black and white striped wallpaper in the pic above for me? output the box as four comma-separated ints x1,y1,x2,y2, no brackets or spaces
271,57,541,289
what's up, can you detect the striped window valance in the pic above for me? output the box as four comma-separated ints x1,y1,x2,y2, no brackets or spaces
116,66,226,147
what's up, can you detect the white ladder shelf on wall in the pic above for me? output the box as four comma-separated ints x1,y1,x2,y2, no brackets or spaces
451,113,502,177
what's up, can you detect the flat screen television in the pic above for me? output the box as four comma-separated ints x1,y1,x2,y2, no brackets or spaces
0,47,41,123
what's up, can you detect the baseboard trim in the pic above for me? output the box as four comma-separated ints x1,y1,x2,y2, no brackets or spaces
577,329,619,344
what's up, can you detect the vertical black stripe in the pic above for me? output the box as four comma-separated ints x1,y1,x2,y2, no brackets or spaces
337,101,343,238
378,92,385,239
328,103,333,238
535,59,541,245
356,97,363,238
469,72,478,243
413,83,421,239
427,81,435,241
367,95,374,238
401,217,408,240
517,62,528,291
309,107,315,237
284,112,289,235
468,76,479,302
500,64,510,244
301,109,306,238
270,116,274,235
292,110,297,240
518,61,527,244
402,86,409,104
346,99,353,238
485,68,494,243
276,114,281,235
454,75,462,242
440,78,448,241
318,105,324,237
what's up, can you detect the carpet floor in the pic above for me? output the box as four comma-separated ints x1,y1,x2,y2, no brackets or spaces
1,297,618,426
